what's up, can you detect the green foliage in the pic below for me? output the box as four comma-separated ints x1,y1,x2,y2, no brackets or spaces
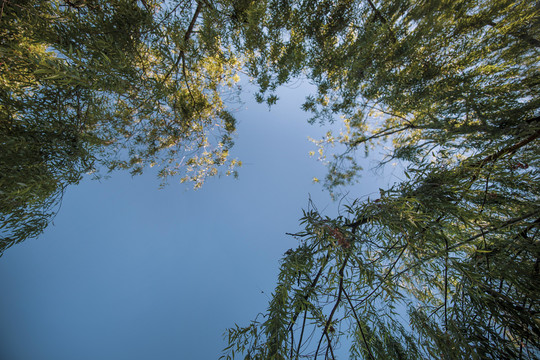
225,158,540,358
2,1,539,356
234,0,539,190
223,0,540,358
1,0,245,253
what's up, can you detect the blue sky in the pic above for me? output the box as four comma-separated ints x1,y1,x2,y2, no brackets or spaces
0,83,394,360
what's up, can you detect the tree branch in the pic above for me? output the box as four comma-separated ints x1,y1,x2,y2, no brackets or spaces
342,286,375,360
315,254,349,359
164,1,203,83
485,20,540,48
287,250,332,332
364,0,397,43
476,122,540,168
294,310,308,360
444,234,448,331
353,244,407,310
350,124,414,148
391,209,540,281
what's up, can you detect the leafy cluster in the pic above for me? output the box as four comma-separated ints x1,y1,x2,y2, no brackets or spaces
1,0,244,251
223,0,540,359
224,149,540,359
225,0,539,185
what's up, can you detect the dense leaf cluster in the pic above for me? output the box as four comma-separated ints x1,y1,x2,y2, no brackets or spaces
222,0,540,359
1,0,244,251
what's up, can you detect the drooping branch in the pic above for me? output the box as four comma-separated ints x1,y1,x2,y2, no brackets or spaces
314,254,350,359
391,209,540,282
350,123,415,148
294,310,308,360
342,286,375,360
484,20,540,48
353,244,407,310
287,250,332,332
476,120,540,167
444,234,449,331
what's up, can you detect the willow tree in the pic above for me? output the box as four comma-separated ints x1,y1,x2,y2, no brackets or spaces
223,0,540,358
0,0,246,253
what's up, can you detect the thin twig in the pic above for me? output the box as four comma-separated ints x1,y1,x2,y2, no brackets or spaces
342,286,375,360
350,124,413,148
325,331,335,360
289,325,295,359
354,244,407,310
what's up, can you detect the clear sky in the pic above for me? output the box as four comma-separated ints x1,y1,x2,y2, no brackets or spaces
0,83,395,360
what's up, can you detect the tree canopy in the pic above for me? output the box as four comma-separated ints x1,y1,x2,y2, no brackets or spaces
222,0,540,359
1,0,245,252
1,0,539,357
